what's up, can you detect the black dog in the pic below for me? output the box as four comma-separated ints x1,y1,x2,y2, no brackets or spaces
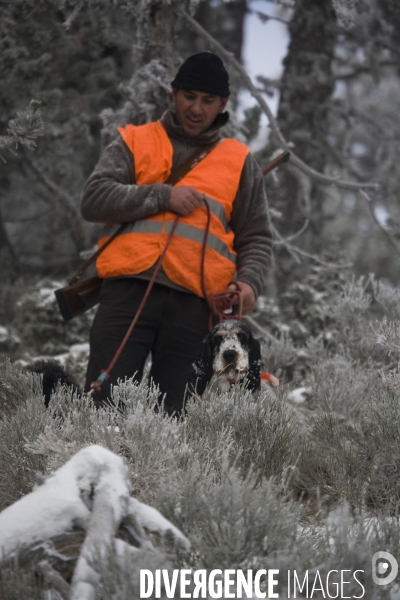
28,360,81,407
188,319,261,396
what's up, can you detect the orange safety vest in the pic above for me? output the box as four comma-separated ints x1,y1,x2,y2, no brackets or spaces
96,121,249,298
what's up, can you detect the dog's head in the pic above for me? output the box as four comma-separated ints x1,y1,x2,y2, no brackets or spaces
27,360,81,407
188,319,261,396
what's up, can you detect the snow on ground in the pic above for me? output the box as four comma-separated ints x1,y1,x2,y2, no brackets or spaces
15,342,90,368
0,444,190,599
0,445,129,558
287,386,309,404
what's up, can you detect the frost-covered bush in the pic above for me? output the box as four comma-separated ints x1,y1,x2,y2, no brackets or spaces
255,262,348,345
0,365,50,511
95,548,174,600
255,271,394,384
158,455,299,571
13,279,94,357
0,564,44,600
253,264,352,382
2,271,400,596
101,59,173,138
184,384,298,480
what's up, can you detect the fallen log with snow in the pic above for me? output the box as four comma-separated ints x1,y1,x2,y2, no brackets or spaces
0,445,189,599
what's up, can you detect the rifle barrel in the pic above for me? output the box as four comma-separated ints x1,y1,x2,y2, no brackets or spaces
262,151,290,176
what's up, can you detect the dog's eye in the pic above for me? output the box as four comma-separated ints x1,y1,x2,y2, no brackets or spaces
237,331,248,345
212,335,224,352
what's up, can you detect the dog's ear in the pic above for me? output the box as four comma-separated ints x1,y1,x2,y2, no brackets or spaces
246,334,261,392
187,332,214,397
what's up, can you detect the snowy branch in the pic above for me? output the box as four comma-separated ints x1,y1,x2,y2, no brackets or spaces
35,560,71,597
179,10,379,194
0,445,190,599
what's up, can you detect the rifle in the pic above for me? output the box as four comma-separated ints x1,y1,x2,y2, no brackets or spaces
262,151,290,176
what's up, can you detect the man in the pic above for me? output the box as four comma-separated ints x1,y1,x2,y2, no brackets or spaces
81,52,272,413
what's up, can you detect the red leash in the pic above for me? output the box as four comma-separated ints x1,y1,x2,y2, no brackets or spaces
199,200,243,327
90,198,242,395
90,216,180,394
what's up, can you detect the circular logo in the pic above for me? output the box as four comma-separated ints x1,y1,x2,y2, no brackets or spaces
372,552,398,586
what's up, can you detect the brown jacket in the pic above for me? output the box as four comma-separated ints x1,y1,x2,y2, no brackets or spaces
81,110,272,298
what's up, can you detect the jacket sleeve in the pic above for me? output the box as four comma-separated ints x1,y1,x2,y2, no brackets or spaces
80,136,171,223
230,153,273,298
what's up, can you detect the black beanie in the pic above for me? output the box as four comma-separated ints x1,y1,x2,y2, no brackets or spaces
171,52,230,97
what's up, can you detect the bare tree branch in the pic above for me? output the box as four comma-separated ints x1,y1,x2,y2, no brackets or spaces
179,10,379,193
244,314,278,342
359,190,400,256
271,222,353,269
284,244,353,269
253,10,290,26
35,560,70,598
273,219,310,245
23,152,85,244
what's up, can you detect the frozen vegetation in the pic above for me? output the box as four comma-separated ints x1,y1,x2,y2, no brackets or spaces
1,268,400,597
2,1,400,595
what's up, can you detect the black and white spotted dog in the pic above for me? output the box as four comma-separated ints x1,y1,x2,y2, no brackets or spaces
188,319,262,396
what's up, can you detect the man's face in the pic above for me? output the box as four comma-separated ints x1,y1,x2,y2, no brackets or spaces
171,88,228,137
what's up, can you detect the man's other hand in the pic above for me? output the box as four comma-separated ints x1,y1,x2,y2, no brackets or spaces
169,186,204,216
227,281,256,315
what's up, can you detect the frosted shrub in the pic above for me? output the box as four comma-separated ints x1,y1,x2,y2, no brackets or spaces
279,262,348,342
26,377,185,505
251,295,285,336
294,382,400,516
329,275,389,366
101,59,171,137
113,379,183,503
260,331,303,383
334,276,374,320
374,279,400,322
285,511,399,599
0,365,51,511
297,410,370,511
375,318,400,361
306,355,379,419
13,279,94,356
158,454,299,571
0,563,45,599
26,393,121,472
363,388,400,515
0,359,42,415
185,384,298,480
96,548,174,600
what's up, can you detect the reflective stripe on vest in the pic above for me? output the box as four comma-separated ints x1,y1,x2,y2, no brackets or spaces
101,217,236,264
96,121,249,297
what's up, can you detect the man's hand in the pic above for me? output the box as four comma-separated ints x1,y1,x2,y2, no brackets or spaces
227,281,256,315
169,186,204,216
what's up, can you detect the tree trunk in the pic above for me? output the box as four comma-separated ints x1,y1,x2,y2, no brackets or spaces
176,0,247,107
271,0,337,292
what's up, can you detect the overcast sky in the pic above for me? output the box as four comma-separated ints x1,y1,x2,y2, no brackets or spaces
243,0,289,82
239,0,290,147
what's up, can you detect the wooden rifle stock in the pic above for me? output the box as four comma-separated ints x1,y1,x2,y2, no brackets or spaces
262,151,290,176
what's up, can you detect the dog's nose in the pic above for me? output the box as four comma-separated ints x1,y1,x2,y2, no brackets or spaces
223,349,237,365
